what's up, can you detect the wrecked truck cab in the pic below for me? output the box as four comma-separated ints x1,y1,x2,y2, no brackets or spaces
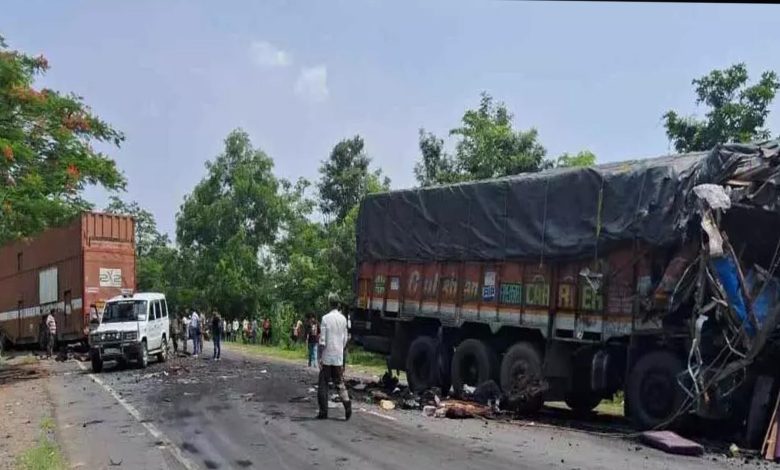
89,292,170,372
351,139,780,445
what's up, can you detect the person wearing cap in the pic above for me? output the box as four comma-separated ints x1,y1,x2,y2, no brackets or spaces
316,293,351,420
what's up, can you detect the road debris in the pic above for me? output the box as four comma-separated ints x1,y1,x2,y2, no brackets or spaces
379,400,395,411
639,431,704,457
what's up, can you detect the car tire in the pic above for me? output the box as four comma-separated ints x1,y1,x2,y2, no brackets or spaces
91,355,103,373
406,336,438,392
500,342,544,414
158,336,168,363
139,340,149,369
450,339,499,397
626,350,686,430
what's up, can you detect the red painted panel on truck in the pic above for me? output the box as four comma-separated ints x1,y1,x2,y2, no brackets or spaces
404,263,424,314
498,262,523,324
421,263,440,314
480,264,498,322
357,262,372,309
384,262,404,313
523,263,551,329
461,263,481,321
371,262,388,311
440,262,459,319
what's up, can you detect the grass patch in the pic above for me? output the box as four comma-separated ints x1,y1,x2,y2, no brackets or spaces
16,418,65,470
223,341,395,378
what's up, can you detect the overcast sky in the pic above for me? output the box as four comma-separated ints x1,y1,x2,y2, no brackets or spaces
3,0,780,236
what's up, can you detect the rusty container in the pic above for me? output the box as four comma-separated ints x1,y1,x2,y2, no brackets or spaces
0,213,136,345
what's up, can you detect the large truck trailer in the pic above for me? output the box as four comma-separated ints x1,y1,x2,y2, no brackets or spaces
352,141,780,443
0,212,136,348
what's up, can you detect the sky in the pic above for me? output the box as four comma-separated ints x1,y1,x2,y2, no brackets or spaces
3,0,780,237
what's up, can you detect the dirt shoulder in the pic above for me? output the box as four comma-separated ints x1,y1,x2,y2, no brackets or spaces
0,353,62,470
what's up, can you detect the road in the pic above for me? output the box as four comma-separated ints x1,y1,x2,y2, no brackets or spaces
40,345,756,470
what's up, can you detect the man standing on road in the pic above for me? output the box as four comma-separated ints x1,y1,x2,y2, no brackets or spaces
189,308,201,358
317,294,351,421
171,314,181,355
45,310,57,359
211,311,223,361
305,313,319,368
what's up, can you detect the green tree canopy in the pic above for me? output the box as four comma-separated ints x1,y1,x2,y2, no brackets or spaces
664,64,780,152
176,129,285,317
414,93,549,186
318,135,389,222
0,35,125,243
555,150,596,168
104,196,168,257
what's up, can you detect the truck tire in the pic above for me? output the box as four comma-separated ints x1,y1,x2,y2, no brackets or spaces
500,342,544,414
626,350,685,430
451,339,498,397
91,353,103,373
565,349,602,414
406,336,438,392
158,336,168,363
139,340,149,369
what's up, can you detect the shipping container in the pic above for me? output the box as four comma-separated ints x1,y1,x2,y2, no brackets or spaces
0,212,136,347
351,140,780,444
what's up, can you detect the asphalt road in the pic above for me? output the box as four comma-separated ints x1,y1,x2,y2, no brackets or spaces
47,345,758,470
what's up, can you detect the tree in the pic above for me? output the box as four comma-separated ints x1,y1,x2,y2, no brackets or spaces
556,150,596,168
318,135,389,222
176,129,285,318
104,196,168,257
414,93,549,186
414,129,457,186
0,36,125,243
664,64,780,152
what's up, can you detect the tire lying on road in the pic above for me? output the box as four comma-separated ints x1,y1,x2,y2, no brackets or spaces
451,339,498,397
499,342,544,414
625,350,686,430
406,336,439,392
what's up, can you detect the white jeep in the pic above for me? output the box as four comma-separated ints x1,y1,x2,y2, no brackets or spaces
89,293,170,372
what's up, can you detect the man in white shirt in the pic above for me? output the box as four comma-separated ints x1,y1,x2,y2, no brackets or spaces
317,293,351,420
189,309,201,358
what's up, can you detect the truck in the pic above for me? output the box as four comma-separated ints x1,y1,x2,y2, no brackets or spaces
0,212,136,350
351,140,780,444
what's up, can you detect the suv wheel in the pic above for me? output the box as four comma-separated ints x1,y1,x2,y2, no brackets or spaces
139,340,149,369
91,351,103,373
158,336,168,363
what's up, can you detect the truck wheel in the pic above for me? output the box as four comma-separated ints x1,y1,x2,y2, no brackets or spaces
158,336,168,363
406,336,438,392
500,342,544,414
451,339,498,397
626,350,685,430
91,355,103,373
139,340,149,369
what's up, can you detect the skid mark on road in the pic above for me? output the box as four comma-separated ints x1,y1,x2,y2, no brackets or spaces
76,362,197,470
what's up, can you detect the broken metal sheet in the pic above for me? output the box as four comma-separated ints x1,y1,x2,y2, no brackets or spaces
693,184,731,210
700,211,724,257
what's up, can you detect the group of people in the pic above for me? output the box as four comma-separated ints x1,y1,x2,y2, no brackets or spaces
167,295,352,421
170,308,225,360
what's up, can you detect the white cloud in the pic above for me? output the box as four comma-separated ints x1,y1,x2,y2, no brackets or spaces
294,65,329,103
249,40,291,68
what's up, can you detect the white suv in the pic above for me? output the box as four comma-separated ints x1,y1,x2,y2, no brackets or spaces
89,293,170,372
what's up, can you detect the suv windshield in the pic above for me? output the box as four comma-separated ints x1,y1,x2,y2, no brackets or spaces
103,300,147,323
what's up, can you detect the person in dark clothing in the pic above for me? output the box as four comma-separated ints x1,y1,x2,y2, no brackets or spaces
211,311,223,361
305,313,319,367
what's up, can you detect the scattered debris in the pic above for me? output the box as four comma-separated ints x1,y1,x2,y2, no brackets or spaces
353,383,367,391
441,400,491,420
379,400,395,411
639,431,704,457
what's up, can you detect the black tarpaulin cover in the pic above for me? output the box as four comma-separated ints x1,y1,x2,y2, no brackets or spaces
356,140,780,263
